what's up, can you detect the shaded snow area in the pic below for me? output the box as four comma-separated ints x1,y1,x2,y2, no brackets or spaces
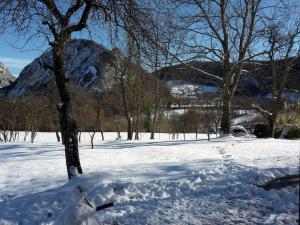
0,133,299,225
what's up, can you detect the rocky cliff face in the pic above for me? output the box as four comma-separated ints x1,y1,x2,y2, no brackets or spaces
0,63,15,88
4,39,116,96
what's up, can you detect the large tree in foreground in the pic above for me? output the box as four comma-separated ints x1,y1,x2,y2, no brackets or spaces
0,0,96,179
0,0,158,179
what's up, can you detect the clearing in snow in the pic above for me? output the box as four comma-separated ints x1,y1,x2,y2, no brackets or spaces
0,133,299,225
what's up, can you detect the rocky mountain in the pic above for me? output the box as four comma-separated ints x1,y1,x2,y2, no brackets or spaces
2,39,116,96
0,63,16,88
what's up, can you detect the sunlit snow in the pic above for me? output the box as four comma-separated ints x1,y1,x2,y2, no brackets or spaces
0,132,299,225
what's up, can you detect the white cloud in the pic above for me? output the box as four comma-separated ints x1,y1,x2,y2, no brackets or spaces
0,56,32,69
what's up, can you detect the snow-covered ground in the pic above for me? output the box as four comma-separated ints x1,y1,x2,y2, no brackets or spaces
0,132,299,225
232,113,261,125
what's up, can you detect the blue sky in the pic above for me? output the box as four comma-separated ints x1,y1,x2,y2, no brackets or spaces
0,1,112,77
0,35,43,77
0,28,111,77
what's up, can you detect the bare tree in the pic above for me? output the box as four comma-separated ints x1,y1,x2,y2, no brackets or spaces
0,97,18,142
113,117,122,140
110,54,135,140
96,105,105,141
253,6,300,137
46,81,61,142
91,92,105,141
172,0,264,134
122,0,143,140
89,129,96,149
109,51,150,140
0,0,155,178
0,1,98,179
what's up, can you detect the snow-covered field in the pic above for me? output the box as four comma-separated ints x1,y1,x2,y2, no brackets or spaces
0,132,299,225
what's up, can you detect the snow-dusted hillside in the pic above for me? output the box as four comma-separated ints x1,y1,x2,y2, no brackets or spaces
0,133,299,224
4,39,116,96
167,80,220,98
0,62,15,88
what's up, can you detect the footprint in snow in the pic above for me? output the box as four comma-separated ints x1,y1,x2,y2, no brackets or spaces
219,149,226,155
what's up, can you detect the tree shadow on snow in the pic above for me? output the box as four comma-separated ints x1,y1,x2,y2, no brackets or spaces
91,138,210,150
0,162,298,225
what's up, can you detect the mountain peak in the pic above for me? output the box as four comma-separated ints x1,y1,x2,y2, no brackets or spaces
0,62,16,88
3,39,115,96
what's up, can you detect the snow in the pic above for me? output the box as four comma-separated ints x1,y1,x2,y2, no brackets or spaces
231,125,250,136
167,80,220,98
163,109,186,117
0,63,15,88
0,132,299,224
232,113,260,125
53,186,98,225
87,66,97,76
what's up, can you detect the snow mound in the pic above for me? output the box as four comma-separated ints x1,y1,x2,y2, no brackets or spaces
52,186,99,225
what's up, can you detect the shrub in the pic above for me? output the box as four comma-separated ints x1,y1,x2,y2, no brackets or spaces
254,123,270,138
284,127,300,139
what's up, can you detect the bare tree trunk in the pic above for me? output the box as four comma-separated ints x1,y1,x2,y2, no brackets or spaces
30,130,37,143
150,85,159,140
55,131,61,142
150,122,156,137
78,132,82,143
24,131,29,141
78,108,83,142
127,118,133,140
53,47,82,180
207,129,210,141
119,71,133,140
53,120,61,142
134,114,140,140
113,119,121,140
96,107,104,141
172,132,175,140
221,93,231,135
151,75,166,140
16,131,19,141
89,131,96,149
268,113,277,138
